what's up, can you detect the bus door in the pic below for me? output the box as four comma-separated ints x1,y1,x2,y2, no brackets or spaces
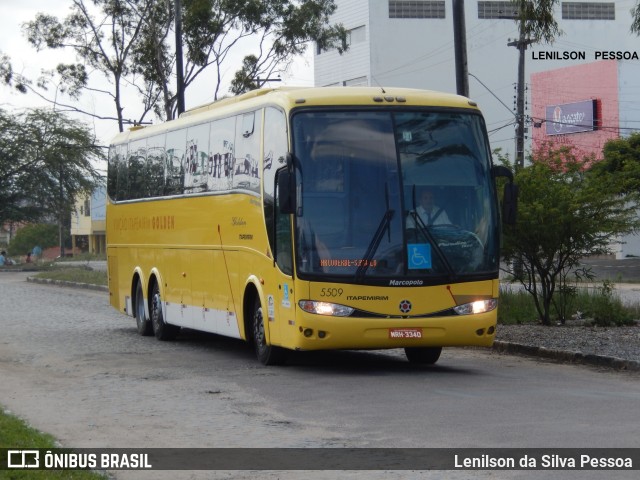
269,169,295,346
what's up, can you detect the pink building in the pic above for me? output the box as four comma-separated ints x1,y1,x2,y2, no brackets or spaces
530,60,621,162
531,59,640,258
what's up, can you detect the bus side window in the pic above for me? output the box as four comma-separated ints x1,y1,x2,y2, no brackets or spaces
165,128,186,196
116,145,129,201
147,134,166,198
107,145,119,201
127,139,147,200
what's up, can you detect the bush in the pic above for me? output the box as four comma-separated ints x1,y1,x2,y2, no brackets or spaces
8,223,58,256
581,280,635,327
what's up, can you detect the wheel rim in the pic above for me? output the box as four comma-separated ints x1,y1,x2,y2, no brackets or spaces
135,284,145,325
254,306,266,351
151,290,162,330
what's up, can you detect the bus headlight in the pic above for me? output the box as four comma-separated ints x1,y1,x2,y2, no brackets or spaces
299,300,355,317
453,299,498,315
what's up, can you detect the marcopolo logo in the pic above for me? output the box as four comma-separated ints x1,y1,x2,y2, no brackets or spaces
389,279,424,286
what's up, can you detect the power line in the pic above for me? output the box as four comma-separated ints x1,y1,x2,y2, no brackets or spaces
468,73,516,118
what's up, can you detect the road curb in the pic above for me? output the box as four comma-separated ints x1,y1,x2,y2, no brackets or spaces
493,340,640,371
26,276,109,292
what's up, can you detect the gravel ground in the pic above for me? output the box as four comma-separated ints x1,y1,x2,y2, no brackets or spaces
495,322,640,364
495,277,640,368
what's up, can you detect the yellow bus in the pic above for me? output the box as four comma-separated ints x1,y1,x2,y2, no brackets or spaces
106,86,515,365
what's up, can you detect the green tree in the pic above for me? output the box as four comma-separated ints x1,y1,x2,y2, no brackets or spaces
23,0,347,126
7,224,58,257
0,108,103,255
501,145,639,325
226,0,348,95
589,133,640,197
135,0,347,117
0,109,37,225
0,51,28,93
632,1,640,34
511,0,561,42
23,0,156,132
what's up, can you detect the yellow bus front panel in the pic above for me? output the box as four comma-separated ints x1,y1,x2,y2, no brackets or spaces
273,279,498,351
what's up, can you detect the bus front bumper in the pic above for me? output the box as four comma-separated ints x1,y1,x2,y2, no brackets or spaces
281,310,497,351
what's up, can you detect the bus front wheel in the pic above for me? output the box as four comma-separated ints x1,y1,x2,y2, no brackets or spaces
404,346,442,365
135,280,153,336
150,282,180,341
252,297,287,366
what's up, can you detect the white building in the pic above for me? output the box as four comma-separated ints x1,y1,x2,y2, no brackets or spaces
314,0,640,160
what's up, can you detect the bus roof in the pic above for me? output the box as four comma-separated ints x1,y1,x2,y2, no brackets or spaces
109,86,480,145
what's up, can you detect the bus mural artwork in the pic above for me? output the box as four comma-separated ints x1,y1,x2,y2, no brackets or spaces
106,87,516,365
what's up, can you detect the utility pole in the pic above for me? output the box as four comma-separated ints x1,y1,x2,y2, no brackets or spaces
507,1,533,169
59,162,65,258
175,0,185,116
452,0,469,97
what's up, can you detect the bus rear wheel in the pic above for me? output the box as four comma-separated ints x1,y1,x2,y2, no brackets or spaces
150,282,180,341
404,346,442,365
252,297,287,366
135,280,153,336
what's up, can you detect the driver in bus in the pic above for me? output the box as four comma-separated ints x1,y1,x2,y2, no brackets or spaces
406,189,450,228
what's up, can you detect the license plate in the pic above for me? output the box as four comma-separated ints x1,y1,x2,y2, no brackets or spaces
389,328,423,339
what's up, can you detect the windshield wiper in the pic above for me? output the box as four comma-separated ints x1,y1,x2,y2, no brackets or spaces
410,184,457,281
356,183,395,280
355,208,395,281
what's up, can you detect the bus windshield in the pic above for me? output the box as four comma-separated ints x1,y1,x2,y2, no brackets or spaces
291,109,499,284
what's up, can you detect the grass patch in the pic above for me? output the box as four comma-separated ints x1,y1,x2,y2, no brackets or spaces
56,253,107,262
498,286,539,324
572,283,636,326
0,408,107,479
499,282,639,326
33,267,107,286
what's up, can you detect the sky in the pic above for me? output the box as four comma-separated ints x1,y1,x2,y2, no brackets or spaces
0,0,315,150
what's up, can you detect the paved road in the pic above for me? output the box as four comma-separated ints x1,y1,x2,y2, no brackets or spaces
1,272,640,479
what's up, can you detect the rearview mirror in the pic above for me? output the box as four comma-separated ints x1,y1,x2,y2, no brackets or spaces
502,182,518,225
492,165,517,225
277,169,295,214
492,165,513,182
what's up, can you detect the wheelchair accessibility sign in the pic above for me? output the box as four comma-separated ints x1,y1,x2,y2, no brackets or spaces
408,244,431,269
